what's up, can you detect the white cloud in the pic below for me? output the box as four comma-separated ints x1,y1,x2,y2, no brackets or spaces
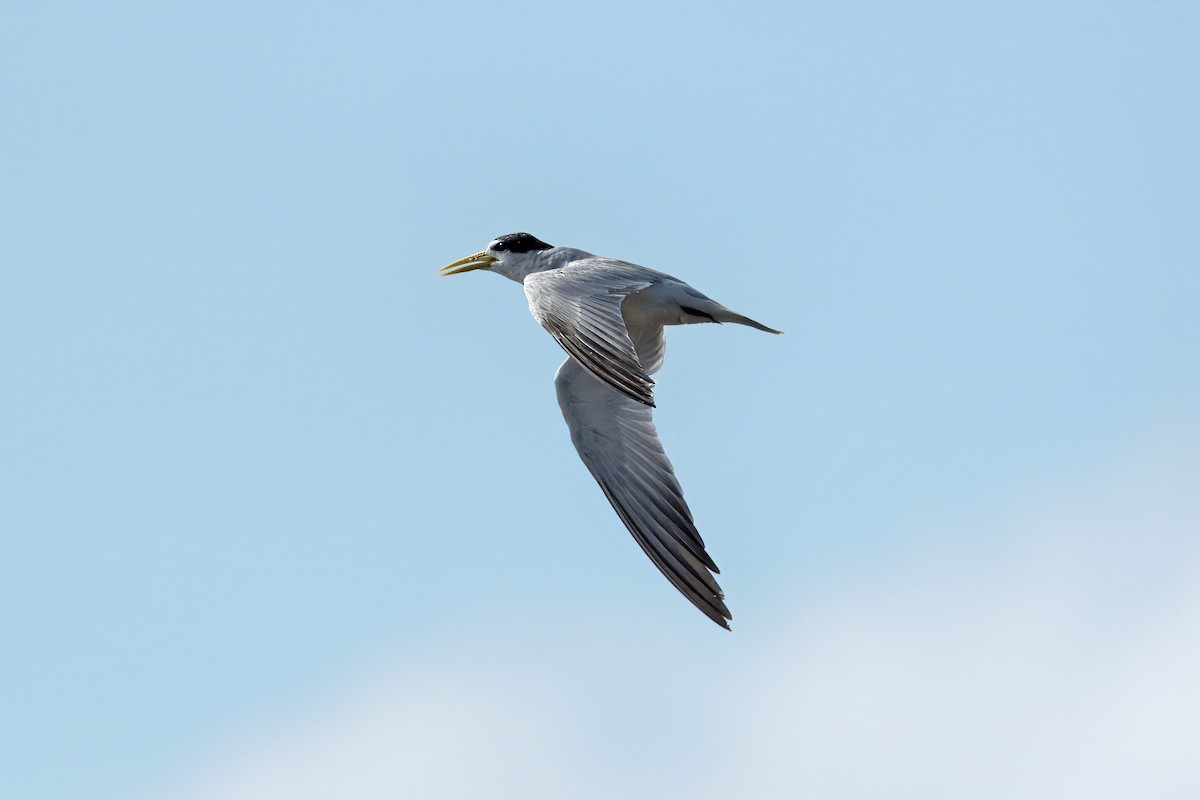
167,661,584,800
162,440,1200,800
726,557,1200,800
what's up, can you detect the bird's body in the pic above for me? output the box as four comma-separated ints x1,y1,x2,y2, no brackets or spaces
440,233,779,629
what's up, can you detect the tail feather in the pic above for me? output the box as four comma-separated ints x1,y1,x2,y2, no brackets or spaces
676,290,782,333
713,308,783,334
720,311,787,335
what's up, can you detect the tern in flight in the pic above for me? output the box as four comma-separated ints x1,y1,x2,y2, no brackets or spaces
440,233,780,628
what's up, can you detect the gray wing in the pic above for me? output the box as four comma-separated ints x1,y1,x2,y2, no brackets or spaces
525,260,657,407
554,357,731,629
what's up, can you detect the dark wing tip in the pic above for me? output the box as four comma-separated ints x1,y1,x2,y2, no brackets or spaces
701,591,733,630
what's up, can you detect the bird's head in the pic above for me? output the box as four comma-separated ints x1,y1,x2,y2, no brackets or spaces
439,232,555,282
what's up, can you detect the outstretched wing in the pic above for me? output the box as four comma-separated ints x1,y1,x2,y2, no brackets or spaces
554,357,731,629
525,260,657,407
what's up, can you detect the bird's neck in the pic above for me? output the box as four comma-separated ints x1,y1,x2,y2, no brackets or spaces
494,248,593,283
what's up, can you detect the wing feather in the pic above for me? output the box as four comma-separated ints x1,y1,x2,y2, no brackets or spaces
525,260,657,407
554,357,730,628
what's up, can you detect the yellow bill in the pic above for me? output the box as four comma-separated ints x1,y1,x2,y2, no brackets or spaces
438,251,497,276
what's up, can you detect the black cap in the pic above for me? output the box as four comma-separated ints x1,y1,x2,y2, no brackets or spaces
492,233,553,254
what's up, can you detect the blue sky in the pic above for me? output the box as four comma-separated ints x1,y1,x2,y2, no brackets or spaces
2,2,1197,798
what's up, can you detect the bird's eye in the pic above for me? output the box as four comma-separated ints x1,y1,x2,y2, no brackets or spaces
493,240,508,252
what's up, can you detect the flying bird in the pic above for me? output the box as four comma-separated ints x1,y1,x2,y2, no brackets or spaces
439,233,780,628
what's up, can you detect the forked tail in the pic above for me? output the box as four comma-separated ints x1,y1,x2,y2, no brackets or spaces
684,301,783,334
718,309,783,334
